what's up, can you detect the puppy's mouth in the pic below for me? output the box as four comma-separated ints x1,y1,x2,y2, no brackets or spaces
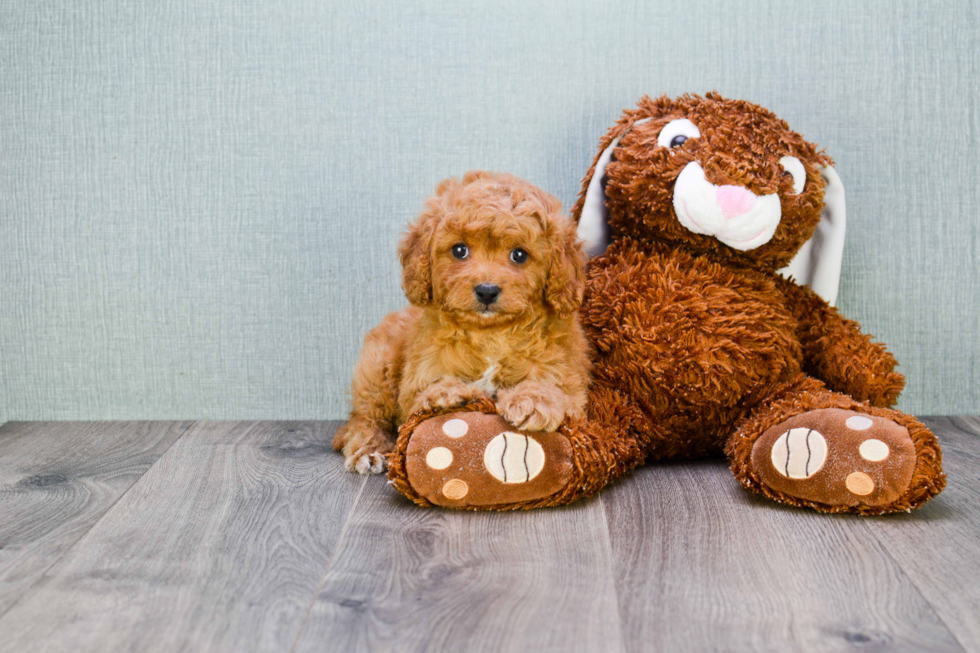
472,307,509,323
444,303,520,325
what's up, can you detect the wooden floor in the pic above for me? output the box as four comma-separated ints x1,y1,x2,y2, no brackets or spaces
0,418,978,652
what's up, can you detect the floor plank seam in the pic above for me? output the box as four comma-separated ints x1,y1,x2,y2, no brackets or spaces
0,420,198,623
289,473,369,653
868,418,976,653
854,510,970,653
598,493,630,653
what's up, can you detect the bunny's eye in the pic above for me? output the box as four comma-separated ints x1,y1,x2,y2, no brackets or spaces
451,243,469,259
779,156,806,195
657,119,701,149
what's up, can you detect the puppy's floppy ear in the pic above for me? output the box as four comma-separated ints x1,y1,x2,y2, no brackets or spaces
400,178,459,306
545,218,587,318
399,205,440,307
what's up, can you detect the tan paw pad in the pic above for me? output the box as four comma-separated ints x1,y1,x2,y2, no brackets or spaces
484,432,546,483
442,479,469,500
403,411,574,508
425,447,453,470
769,428,827,479
442,418,469,438
858,438,889,461
751,408,917,508
845,415,874,430
845,472,875,496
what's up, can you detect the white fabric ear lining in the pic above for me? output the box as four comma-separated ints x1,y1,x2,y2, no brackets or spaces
777,166,846,306
577,118,650,257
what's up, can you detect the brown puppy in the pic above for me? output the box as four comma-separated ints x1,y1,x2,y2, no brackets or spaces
333,171,590,474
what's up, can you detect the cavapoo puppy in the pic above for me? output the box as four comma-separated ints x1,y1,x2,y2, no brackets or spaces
333,171,591,474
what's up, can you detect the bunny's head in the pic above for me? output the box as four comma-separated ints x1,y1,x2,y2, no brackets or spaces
574,93,846,302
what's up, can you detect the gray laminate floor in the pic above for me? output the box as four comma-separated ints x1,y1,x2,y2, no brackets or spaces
0,417,978,653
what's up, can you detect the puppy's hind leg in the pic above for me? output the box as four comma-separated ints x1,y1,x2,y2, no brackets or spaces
334,310,415,474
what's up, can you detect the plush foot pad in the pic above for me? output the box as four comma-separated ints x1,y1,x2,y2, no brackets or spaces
404,411,574,508
750,408,917,508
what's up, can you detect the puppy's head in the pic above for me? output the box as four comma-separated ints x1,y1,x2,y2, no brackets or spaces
399,171,585,326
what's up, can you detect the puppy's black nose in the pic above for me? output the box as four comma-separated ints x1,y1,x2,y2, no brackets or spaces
474,283,501,305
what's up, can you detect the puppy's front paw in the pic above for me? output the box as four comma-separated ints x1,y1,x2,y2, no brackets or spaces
333,419,393,475
413,378,489,413
497,384,569,433
346,451,387,475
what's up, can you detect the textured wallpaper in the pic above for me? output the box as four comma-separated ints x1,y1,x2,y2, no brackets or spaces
1,0,977,420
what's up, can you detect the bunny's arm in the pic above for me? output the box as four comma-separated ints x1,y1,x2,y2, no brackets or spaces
777,277,905,407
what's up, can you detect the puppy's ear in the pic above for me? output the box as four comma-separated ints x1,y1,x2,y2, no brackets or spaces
399,178,459,305
399,205,440,307
545,218,587,318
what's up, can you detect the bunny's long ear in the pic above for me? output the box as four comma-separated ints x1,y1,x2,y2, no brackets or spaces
576,119,650,257
777,166,847,306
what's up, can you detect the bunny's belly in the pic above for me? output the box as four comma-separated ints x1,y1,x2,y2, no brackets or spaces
582,243,803,457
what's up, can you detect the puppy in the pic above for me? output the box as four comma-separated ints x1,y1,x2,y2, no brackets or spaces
333,171,591,474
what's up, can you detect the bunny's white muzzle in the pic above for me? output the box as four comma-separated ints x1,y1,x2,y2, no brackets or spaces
672,162,781,251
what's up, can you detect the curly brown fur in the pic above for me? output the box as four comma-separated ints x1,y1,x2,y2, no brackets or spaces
775,276,905,407
334,171,591,474
583,237,804,459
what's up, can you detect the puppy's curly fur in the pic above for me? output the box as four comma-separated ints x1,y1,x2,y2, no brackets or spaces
333,171,591,474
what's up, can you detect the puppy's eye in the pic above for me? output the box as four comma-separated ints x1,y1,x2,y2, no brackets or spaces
451,243,469,260
510,248,528,264
657,118,700,149
779,156,806,195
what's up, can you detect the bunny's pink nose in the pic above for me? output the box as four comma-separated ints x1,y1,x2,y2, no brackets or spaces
716,185,757,220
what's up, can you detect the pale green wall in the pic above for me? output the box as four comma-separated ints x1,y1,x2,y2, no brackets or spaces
1,0,977,420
